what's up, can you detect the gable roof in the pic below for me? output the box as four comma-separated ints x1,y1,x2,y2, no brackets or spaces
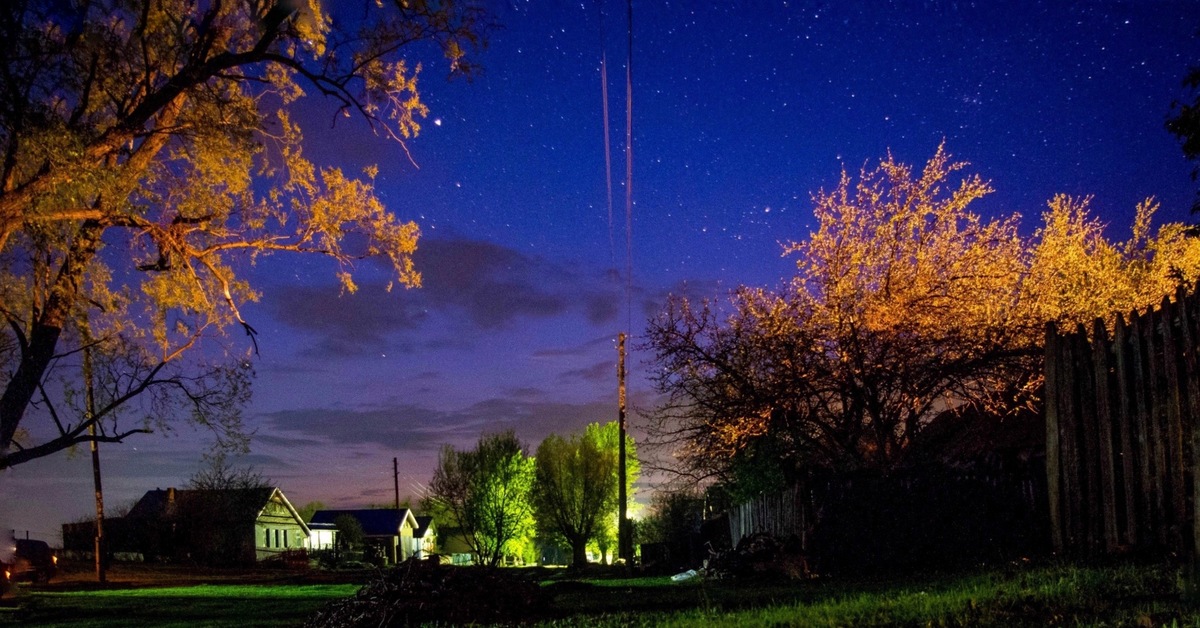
128,487,309,534
414,516,435,539
309,509,419,537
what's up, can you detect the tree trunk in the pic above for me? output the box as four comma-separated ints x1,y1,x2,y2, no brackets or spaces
0,220,104,467
571,538,588,568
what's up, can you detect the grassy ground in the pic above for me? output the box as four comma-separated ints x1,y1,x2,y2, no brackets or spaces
0,583,359,627
1,561,1197,626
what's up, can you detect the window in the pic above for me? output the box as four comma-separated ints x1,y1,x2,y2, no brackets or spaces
275,529,281,548
284,531,289,548
264,528,270,547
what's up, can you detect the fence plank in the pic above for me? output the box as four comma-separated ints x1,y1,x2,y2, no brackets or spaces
1179,287,1200,559
1160,296,1186,551
1112,312,1139,546
1045,322,1064,554
1132,309,1161,549
1091,317,1119,552
1074,323,1102,553
1059,321,1081,553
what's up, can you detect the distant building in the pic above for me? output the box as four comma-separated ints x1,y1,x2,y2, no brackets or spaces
63,487,310,566
308,508,420,564
412,516,436,559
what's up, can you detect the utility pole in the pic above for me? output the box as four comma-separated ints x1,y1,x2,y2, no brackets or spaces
83,339,106,583
618,333,631,564
394,457,401,564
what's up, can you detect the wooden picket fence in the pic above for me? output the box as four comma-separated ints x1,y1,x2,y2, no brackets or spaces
1044,284,1200,559
726,465,1046,571
728,483,810,550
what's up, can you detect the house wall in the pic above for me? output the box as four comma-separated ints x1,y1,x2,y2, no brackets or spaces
254,494,309,561
399,523,413,561
413,532,435,559
309,529,337,551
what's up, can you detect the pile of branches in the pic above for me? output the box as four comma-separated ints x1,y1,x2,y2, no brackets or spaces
305,558,547,627
702,533,811,581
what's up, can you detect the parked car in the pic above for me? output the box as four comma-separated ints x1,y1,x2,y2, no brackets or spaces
7,539,56,584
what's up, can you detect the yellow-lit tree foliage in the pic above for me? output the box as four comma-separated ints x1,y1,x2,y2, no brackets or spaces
647,145,1200,487
0,0,491,469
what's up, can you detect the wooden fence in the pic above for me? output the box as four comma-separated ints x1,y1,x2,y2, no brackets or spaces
728,483,810,550
726,465,1046,572
1044,285,1200,559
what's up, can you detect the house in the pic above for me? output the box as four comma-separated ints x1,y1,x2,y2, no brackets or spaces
123,486,309,566
308,508,419,564
412,516,436,559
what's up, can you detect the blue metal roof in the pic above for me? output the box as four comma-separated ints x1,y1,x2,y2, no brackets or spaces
308,509,415,537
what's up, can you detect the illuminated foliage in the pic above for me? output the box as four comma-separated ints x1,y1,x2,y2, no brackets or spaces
427,430,535,568
586,421,639,564
0,0,491,468
532,421,637,568
647,145,1200,488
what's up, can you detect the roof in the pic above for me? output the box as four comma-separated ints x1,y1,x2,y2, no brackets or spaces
309,509,419,537
414,516,435,539
128,487,309,534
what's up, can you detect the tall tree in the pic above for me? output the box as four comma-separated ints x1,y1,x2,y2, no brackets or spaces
532,421,636,568
0,0,491,469
646,145,1200,490
1167,63,1200,212
585,421,638,564
427,429,534,567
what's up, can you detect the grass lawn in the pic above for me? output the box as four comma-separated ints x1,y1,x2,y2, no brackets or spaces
0,583,360,628
1,562,1197,626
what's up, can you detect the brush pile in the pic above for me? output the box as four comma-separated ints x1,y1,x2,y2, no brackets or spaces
305,558,546,627
702,532,812,581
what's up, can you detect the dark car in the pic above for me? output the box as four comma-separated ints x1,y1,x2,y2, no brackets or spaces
7,539,56,584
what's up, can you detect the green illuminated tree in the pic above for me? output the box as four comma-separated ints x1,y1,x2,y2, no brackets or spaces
532,421,637,568
427,430,535,567
0,0,491,469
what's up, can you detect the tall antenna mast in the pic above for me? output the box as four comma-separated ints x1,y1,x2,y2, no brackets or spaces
618,0,634,566
618,333,629,563
599,0,635,567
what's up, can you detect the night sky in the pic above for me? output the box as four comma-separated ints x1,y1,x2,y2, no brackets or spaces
4,1,1200,542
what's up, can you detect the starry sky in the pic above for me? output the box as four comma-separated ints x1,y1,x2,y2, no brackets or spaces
4,0,1200,542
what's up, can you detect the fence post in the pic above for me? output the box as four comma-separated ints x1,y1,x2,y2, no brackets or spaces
1045,321,1064,555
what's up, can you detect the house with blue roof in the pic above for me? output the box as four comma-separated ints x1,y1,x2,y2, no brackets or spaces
308,508,421,564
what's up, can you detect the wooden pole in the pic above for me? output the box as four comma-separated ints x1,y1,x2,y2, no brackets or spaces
83,339,106,583
618,332,630,564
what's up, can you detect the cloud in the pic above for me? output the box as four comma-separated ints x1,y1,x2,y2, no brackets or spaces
266,284,428,356
258,394,616,454
264,236,626,356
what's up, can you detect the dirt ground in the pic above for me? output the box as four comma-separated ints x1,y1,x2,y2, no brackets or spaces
30,557,373,591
